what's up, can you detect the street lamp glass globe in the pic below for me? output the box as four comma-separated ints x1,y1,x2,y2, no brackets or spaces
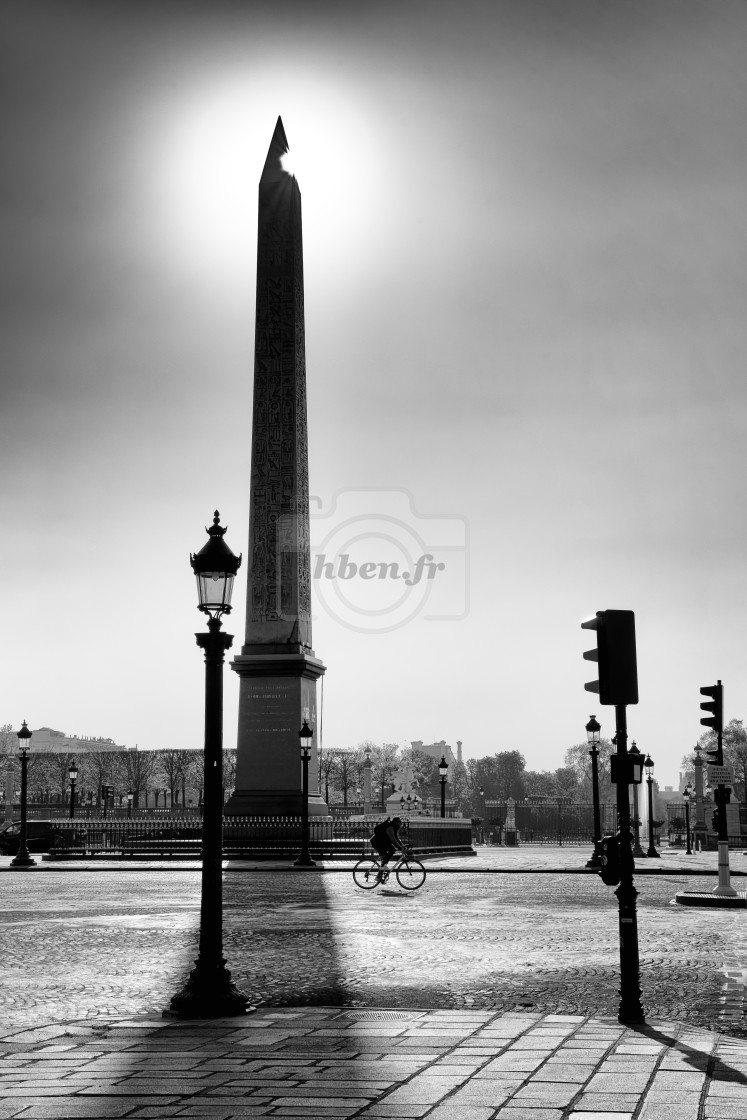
438,754,448,779
16,721,31,754
191,511,242,618
585,715,601,745
298,720,313,754
69,761,78,782
644,754,654,777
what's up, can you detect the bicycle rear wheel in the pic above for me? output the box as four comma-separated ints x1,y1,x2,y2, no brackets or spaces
353,857,381,889
396,858,426,890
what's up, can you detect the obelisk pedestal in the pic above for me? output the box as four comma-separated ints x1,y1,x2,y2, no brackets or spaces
225,118,327,818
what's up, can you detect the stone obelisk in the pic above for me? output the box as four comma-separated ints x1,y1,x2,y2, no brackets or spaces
225,118,327,817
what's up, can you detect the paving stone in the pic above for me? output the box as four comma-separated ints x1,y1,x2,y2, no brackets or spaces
494,1110,564,1120
585,1072,651,1092
508,1083,579,1106
424,1105,494,1120
638,1097,701,1119
573,1095,642,1111
567,1113,633,1120
703,1101,747,1118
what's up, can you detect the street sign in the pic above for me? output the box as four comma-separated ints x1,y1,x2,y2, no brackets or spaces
707,764,733,786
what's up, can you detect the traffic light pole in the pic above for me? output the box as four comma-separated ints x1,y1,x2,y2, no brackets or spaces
613,704,644,1023
713,728,736,898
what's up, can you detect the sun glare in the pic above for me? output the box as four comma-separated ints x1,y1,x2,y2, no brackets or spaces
148,70,388,292
280,151,298,178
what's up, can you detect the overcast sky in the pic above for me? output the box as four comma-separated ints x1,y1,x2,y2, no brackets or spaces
2,0,747,787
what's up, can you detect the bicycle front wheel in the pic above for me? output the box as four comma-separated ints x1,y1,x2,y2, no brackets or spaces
353,857,381,890
396,858,426,890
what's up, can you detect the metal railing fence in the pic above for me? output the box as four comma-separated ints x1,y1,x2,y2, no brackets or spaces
42,815,474,857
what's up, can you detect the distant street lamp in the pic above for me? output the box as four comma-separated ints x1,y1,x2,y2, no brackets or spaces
684,783,694,855
629,741,645,858
399,796,405,812
126,789,133,819
168,511,249,1017
294,721,316,867
479,784,485,844
11,722,35,868
69,759,78,820
644,755,660,859
585,715,602,868
439,755,449,819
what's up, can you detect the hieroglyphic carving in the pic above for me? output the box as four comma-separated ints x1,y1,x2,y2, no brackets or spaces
247,173,312,648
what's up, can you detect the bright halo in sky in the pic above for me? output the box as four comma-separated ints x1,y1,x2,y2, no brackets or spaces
147,70,388,295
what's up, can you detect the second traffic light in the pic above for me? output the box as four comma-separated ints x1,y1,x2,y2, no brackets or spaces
701,679,724,765
582,609,638,706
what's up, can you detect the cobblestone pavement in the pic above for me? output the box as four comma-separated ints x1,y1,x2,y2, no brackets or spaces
1,1006,746,1120
1,850,746,1037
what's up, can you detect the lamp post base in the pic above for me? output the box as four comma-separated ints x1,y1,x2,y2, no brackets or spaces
293,854,317,867
166,959,253,1019
10,852,36,868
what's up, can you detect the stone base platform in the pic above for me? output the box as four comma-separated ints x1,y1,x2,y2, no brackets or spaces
675,888,747,907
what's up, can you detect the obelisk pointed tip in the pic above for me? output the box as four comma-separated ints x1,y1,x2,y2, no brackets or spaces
261,116,290,183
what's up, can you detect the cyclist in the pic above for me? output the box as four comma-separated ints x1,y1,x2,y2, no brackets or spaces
370,816,405,882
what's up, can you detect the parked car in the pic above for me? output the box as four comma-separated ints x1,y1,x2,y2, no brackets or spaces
0,820,62,855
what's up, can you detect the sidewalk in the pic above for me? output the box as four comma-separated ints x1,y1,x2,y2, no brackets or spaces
2,1005,745,1119
3,844,745,875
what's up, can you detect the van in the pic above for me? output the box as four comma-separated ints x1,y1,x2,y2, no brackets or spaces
0,820,61,855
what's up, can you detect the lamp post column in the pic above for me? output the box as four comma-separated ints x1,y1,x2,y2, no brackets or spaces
644,756,660,859
629,742,645,858
613,704,644,1023
586,716,602,868
69,760,78,820
294,721,316,867
170,619,248,1015
11,722,35,869
692,743,706,850
168,512,249,1018
684,789,692,855
438,755,448,819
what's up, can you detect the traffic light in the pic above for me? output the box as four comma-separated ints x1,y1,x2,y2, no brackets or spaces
700,680,723,738
581,610,638,705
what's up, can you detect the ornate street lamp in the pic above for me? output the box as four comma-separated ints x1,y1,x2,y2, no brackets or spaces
168,511,249,1018
68,758,78,820
585,715,602,867
399,796,405,812
644,755,659,859
683,782,694,855
438,755,449,819
11,722,35,868
629,741,645,858
294,720,316,867
126,789,133,820
479,784,485,844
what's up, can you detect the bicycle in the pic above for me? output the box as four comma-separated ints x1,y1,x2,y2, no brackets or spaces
352,844,426,891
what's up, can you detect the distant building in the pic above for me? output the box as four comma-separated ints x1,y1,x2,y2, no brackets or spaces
411,739,462,768
30,727,128,754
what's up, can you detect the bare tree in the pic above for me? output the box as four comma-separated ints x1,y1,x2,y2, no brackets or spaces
332,750,358,806
369,742,400,808
318,746,337,804
121,748,159,809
